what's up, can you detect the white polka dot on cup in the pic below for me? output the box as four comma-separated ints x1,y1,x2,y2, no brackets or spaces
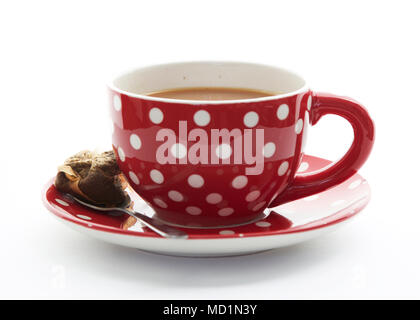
129,134,142,150
218,207,234,216
149,107,164,124
153,198,168,208
307,95,312,111
263,142,276,158
232,176,248,189
117,147,125,162
277,104,289,120
244,111,259,128
245,190,261,202
277,161,289,176
150,169,164,184
295,119,303,134
206,193,223,204
128,171,140,185
186,206,202,215
194,110,211,126
168,190,183,202
113,95,121,111
188,174,204,188
170,143,187,159
215,144,232,160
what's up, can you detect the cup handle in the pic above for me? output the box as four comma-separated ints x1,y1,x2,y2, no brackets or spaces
269,92,375,207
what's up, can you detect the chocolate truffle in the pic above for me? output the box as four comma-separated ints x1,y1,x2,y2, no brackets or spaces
55,150,130,207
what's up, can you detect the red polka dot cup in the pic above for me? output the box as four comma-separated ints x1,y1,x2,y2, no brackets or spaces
109,62,374,228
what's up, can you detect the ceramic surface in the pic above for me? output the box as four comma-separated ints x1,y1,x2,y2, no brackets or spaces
109,62,374,227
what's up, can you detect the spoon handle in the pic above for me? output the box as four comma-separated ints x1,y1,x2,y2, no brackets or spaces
69,194,188,239
120,208,188,239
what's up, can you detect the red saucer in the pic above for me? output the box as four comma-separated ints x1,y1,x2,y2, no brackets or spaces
43,155,370,257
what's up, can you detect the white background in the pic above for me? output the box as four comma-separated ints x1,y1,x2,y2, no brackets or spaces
1,0,419,299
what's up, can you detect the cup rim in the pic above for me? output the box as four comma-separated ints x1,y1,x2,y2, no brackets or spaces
108,61,309,105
